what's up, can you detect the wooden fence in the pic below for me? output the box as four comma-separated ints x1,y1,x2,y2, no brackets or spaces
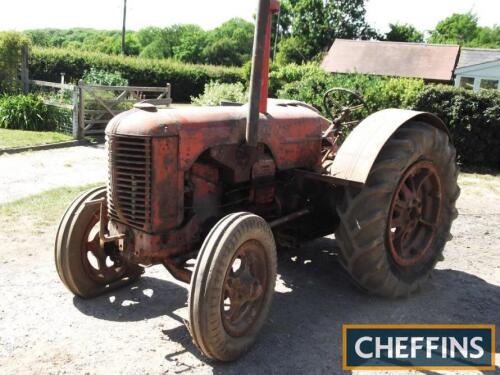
28,80,171,139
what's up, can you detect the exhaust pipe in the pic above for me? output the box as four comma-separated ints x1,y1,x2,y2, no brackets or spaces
246,0,280,146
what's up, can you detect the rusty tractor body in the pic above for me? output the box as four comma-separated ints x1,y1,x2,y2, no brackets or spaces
55,0,459,361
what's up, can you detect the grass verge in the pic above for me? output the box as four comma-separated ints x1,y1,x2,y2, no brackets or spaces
0,183,102,228
0,128,73,149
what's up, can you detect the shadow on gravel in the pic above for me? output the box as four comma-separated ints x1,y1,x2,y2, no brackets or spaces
73,277,188,322
73,237,500,374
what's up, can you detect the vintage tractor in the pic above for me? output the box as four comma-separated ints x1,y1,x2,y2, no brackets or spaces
55,0,459,361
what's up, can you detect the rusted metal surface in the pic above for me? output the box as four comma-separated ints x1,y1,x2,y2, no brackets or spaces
81,200,127,284
102,0,451,290
107,217,200,264
269,208,309,228
251,155,276,205
293,169,361,188
247,0,269,131
259,0,280,114
221,240,268,337
162,259,192,283
106,104,327,172
107,135,153,232
104,100,329,264
387,161,443,267
329,109,449,184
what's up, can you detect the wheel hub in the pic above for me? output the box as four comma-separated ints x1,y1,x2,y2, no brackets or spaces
221,240,267,337
81,211,127,284
387,160,443,267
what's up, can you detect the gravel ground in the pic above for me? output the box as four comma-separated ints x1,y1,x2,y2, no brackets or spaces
0,146,498,374
0,144,106,204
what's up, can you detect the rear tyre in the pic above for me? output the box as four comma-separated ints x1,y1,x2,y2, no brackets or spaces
335,122,459,298
188,212,277,361
55,186,143,298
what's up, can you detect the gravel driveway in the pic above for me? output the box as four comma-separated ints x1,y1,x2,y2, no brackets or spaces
0,146,498,374
0,145,106,204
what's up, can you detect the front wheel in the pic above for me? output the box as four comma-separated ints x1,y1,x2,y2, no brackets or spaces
55,186,143,298
335,122,460,298
188,212,277,361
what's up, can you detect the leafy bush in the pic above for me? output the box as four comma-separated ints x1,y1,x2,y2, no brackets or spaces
0,32,30,92
191,81,247,106
30,47,244,102
82,68,128,86
0,94,70,132
275,63,424,117
414,85,500,168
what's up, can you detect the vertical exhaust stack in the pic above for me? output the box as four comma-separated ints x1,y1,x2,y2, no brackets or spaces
246,0,280,146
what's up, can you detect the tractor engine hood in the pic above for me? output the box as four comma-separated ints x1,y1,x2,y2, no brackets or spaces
105,100,328,139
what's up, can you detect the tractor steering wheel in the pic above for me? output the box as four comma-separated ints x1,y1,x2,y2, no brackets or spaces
322,87,367,130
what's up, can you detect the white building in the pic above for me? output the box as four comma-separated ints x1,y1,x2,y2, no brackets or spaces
455,48,500,91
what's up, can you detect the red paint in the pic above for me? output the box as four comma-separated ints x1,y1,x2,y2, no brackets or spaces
259,0,280,113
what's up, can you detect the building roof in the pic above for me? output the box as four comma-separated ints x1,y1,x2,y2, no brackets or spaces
456,47,500,69
321,39,460,82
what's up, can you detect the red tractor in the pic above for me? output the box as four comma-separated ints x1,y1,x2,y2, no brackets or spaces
55,0,459,361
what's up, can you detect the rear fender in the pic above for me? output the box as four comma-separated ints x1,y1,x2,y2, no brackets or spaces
329,109,450,184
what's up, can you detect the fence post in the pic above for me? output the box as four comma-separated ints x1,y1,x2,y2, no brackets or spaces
77,79,85,140
71,84,80,139
166,83,171,107
20,45,29,94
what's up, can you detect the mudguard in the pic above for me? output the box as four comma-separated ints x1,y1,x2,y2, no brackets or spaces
329,109,450,184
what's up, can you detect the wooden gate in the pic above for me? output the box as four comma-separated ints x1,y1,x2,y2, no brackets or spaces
28,79,172,139
77,80,172,138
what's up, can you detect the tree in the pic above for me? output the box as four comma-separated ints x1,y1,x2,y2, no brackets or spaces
428,12,479,44
276,0,375,64
472,26,500,48
275,36,311,65
385,23,424,43
136,27,164,48
202,18,255,66
202,39,242,66
428,12,500,48
140,39,169,59
172,25,207,63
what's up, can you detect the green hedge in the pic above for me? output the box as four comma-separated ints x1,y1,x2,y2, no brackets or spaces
414,85,500,168
0,32,30,93
30,48,244,102
274,64,500,168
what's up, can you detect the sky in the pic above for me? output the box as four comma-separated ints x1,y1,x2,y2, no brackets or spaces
0,0,498,33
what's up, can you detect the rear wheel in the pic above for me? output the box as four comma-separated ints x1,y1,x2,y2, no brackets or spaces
55,187,143,298
335,122,459,297
188,212,277,361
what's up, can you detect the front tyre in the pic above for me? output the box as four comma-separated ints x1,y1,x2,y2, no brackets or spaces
55,187,143,298
188,213,277,361
335,122,460,298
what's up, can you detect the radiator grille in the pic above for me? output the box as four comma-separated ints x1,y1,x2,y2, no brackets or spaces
107,135,152,231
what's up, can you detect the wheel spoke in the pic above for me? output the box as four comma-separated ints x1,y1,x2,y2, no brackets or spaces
87,237,114,276
416,169,432,193
228,300,243,322
248,282,263,302
399,183,413,202
387,161,443,267
391,211,405,227
419,218,437,229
